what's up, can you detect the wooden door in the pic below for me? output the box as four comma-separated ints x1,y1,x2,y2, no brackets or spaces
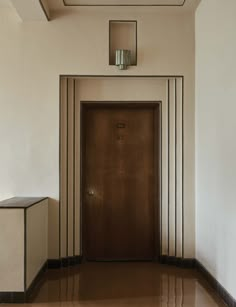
82,104,159,260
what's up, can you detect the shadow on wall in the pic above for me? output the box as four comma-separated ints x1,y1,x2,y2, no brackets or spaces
49,9,83,20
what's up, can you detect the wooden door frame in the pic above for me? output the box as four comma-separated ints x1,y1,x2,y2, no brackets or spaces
80,101,162,261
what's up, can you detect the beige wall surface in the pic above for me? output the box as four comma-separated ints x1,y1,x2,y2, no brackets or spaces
26,199,48,289
0,209,24,292
196,0,236,299
0,7,195,259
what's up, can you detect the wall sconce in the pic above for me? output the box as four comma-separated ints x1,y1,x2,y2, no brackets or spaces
115,49,131,70
109,20,137,69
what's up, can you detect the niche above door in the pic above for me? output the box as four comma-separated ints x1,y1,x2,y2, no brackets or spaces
109,20,137,67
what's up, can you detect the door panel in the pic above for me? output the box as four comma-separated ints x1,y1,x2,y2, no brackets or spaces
82,105,158,260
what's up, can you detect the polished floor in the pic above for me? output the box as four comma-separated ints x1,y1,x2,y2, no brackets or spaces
4,263,226,306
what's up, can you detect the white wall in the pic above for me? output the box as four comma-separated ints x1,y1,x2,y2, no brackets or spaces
196,0,236,299
0,6,195,259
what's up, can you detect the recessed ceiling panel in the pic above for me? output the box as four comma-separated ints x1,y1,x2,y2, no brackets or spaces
63,0,185,6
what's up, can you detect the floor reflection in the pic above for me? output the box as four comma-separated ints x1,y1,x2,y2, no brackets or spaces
25,262,226,306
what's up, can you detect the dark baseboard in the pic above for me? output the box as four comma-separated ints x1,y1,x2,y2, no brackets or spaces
0,292,25,304
48,255,83,269
61,256,78,266
159,255,196,268
159,256,236,306
195,260,236,307
61,255,83,267
27,261,48,295
47,258,61,269
0,257,83,303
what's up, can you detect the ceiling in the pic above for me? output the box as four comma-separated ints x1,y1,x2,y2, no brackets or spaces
48,0,200,11
0,0,201,21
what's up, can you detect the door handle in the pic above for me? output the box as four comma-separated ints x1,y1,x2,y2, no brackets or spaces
87,189,95,196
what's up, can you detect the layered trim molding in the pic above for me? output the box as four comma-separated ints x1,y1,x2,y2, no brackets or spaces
59,75,185,261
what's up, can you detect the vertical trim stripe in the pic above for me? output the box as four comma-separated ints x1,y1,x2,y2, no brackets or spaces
160,102,163,256
174,78,177,257
66,78,69,258
167,79,170,256
59,77,62,259
182,77,184,258
73,79,76,256
24,209,27,291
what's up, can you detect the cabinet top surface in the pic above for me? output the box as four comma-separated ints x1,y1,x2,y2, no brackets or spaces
0,197,48,209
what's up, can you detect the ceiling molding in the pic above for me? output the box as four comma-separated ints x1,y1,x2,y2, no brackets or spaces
62,0,186,7
39,0,50,21
9,0,50,21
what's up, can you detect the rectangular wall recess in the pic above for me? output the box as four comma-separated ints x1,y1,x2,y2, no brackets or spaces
109,20,137,66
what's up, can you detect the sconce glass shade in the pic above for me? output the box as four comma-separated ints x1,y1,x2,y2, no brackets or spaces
115,49,131,70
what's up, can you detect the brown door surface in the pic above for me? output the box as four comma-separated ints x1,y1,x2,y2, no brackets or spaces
82,104,158,260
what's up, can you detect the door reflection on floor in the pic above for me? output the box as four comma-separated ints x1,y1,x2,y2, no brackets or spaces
27,263,225,306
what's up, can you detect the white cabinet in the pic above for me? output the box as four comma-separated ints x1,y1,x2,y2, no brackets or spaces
0,197,48,302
